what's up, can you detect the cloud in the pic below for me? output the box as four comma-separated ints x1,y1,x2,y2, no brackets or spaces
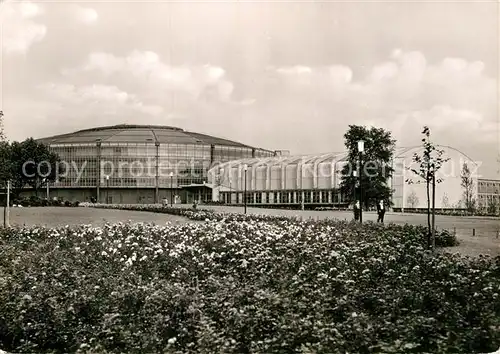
397,105,496,144
38,82,164,117
63,51,235,102
271,50,496,148
0,1,47,54
73,5,98,24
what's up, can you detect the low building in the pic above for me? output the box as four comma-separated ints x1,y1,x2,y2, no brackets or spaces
207,145,481,210
477,178,500,209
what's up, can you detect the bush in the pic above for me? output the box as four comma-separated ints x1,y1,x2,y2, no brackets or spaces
50,199,62,207
82,203,461,249
0,218,498,353
9,197,79,208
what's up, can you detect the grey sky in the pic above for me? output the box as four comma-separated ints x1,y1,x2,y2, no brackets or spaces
1,0,498,177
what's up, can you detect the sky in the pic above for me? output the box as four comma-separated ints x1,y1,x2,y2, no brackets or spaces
1,0,499,178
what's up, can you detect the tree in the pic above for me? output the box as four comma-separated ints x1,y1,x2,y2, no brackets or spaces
441,192,450,209
487,198,498,216
406,126,449,250
339,125,396,210
9,138,63,197
0,142,12,186
0,111,5,142
406,190,419,209
460,162,476,214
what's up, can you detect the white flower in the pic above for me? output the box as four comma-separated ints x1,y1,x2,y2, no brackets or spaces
168,337,177,344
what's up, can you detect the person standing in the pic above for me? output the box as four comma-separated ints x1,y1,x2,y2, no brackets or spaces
354,200,360,221
377,199,385,223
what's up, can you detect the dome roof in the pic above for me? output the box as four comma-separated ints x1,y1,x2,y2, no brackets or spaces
37,124,264,150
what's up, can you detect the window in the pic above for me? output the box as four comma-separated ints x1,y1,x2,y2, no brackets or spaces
274,192,279,204
265,192,270,204
304,191,311,203
321,191,329,203
312,191,320,203
256,193,262,204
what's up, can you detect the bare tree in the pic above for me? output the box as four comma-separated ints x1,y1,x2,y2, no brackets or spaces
441,192,450,209
460,162,476,214
406,190,419,209
407,126,449,250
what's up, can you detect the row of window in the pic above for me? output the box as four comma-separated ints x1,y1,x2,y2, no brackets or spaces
220,190,343,204
478,187,500,194
50,144,273,159
53,175,207,188
478,194,500,199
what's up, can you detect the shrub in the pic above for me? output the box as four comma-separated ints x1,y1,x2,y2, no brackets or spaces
50,199,62,207
82,204,461,249
0,219,497,353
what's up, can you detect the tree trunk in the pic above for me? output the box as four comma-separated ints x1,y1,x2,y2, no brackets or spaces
431,173,436,250
426,178,431,249
465,190,469,215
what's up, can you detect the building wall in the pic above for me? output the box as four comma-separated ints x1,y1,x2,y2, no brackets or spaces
208,147,480,209
21,188,191,204
46,141,274,203
478,178,500,208
207,154,349,206
391,148,479,210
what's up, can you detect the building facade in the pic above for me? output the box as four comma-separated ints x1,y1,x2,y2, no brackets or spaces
208,152,349,208
35,124,276,204
207,145,480,210
477,178,500,209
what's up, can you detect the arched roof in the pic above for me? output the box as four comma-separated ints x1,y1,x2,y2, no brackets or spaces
214,151,349,170
394,145,479,167
36,124,273,152
212,145,477,170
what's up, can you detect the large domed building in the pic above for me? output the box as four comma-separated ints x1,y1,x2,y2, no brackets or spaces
37,124,276,204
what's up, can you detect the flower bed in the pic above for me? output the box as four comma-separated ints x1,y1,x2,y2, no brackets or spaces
1,215,499,353
80,203,459,248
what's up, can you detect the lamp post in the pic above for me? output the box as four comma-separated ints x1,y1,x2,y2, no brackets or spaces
106,175,110,204
243,164,248,214
358,140,365,223
169,172,174,206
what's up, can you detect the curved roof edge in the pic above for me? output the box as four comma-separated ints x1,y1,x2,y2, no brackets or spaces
36,124,275,153
73,124,185,133
394,145,479,166
210,145,478,170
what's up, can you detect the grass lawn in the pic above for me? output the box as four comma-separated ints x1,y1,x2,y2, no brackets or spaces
5,207,194,228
